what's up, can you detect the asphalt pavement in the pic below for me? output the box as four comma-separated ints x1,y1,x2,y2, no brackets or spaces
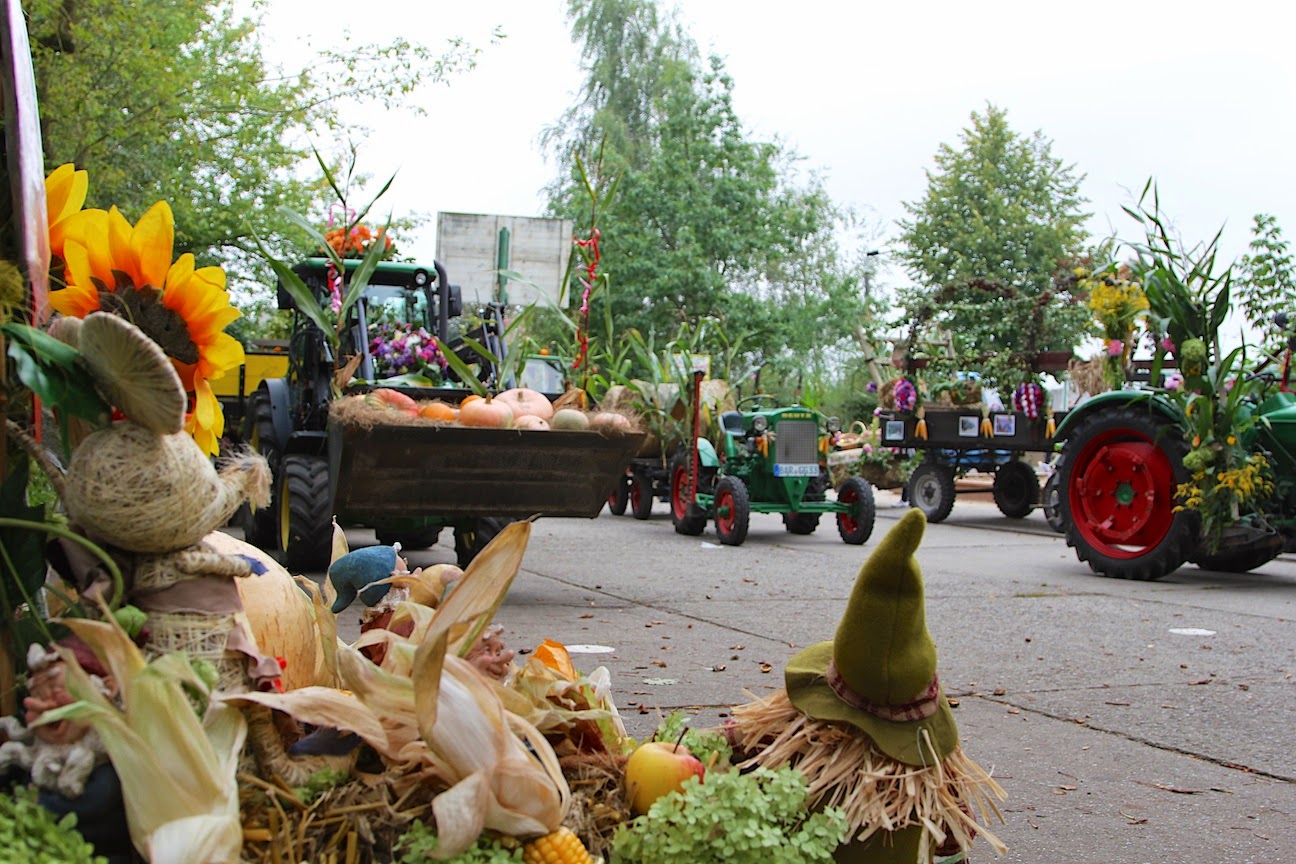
329,489,1295,864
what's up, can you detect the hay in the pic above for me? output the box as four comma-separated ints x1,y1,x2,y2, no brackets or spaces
239,772,433,864
1067,356,1108,399
730,689,1006,860
559,751,630,861
146,610,249,691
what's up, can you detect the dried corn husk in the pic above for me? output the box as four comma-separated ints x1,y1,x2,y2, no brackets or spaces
39,616,246,864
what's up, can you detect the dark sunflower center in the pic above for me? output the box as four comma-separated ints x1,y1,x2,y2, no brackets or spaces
98,274,199,365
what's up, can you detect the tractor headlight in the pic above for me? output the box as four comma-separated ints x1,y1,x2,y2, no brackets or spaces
826,416,841,434
413,269,430,287
752,415,769,434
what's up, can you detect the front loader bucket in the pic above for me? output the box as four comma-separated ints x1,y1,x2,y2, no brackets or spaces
328,421,645,522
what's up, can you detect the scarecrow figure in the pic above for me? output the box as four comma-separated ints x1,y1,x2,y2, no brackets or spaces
729,509,1006,863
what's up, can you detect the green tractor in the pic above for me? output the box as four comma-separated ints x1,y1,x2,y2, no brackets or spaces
669,372,876,546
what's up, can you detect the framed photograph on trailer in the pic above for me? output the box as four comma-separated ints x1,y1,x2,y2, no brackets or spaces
993,414,1016,437
958,416,979,437
884,420,905,443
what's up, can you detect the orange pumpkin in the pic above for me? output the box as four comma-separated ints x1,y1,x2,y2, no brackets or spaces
459,398,513,428
460,393,484,408
418,401,457,422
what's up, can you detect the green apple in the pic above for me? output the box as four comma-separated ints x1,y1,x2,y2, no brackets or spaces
624,740,706,815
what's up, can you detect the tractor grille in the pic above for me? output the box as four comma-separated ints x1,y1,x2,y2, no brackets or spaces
775,420,819,464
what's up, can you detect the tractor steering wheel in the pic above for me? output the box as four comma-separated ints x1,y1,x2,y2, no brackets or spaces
737,393,779,410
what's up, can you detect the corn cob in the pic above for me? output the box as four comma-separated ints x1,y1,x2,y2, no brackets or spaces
522,827,594,864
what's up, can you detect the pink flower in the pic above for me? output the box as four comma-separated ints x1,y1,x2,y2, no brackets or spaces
1164,372,1184,391
1160,335,1175,353
1106,339,1125,357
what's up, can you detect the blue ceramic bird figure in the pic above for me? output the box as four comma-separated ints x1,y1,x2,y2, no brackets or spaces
328,545,399,613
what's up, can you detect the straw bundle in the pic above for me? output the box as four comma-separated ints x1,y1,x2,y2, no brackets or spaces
730,689,1006,859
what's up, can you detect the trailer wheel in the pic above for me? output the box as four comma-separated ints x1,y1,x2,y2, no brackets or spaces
670,452,709,536
1042,472,1066,532
908,463,956,523
607,475,629,515
375,526,442,550
993,460,1040,519
630,472,654,520
238,393,279,549
714,477,750,546
454,517,513,568
1058,405,1195,580
278,454,332,573
836,477,876,545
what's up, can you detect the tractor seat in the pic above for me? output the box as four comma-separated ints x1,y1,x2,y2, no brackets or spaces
719,410,745,437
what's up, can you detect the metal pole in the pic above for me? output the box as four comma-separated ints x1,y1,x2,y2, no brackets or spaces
496,226,511,305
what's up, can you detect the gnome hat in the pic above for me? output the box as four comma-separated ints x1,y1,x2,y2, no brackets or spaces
786,509,958,766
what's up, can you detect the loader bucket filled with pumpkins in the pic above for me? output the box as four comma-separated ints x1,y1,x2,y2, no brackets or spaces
329,386,646,522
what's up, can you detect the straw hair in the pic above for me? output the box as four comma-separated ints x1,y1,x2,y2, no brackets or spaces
63,424,261,553
79,311,186,435
732,689,1006,860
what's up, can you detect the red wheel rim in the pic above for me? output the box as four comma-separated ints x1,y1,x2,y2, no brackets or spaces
671,467,689,519
715,487,736,534
837,483,860,534
1069,428,1177,559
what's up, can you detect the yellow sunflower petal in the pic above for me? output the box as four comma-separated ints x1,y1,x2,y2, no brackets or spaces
190,306,242,340
107,207,135,284
132,201,175,289
185,380,223,456
51,242,103,318
46,164,89,257
165,253,196,290
199,332,245,377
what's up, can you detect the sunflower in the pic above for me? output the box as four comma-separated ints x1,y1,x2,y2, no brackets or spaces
45,163,106,265
50,200,244,455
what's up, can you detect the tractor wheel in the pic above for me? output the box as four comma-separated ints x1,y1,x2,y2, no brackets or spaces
1192,525,1283,573
783,512,820,535
836,476,876,545
278,454,333,573
238,393,279,549
992,460,1040,519
1042,472,1066,533
630,472,654,520
1057,405,1196,581
375,526,442,551
713,477,750,546
607,475,629,515
907,463,956,523
454,517,513,568
670,452,709,536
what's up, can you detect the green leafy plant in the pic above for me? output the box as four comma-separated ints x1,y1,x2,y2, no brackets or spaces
1236,213,1296,351
0,786,107,864
394,821,522,863
652,711,733,768
610,765,847,864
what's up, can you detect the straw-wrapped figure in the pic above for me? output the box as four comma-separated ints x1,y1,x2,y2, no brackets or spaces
729,509,1007,863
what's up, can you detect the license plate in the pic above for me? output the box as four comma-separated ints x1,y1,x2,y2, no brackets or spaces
774,463,820,477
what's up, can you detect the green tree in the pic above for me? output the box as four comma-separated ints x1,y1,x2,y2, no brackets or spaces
896,104,1090,353
26,0,479,287
544,0,867,366
1236,213,1295,350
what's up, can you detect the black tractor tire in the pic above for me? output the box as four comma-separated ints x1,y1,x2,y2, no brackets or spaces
607,475,629,515
375,526,442,551
454,517,513,568
1057,404,1196,581
1192,525,1283,573
278,454,333,573
238,393,279,550
630,472,654,520
1042,472,1066,533
783,512,821,534
907,462,957,524
670,451,709,536
713,477,751,546
992,460,1040,519
836,476,876,544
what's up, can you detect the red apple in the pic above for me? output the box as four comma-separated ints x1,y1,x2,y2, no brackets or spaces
624,740,706,815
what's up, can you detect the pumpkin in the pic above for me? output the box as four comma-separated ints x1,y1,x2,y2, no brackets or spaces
364,388,418,416
514,414,551,430
550,408,591,431
418,401,457,422
459,398,514,428
590,411,634,432
495,387,555,422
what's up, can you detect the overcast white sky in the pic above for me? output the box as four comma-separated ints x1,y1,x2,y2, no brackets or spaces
259,0,1296,318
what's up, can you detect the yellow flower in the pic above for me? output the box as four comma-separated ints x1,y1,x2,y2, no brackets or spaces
50,200,243,455
1227,436,1236,445
45,163,107,266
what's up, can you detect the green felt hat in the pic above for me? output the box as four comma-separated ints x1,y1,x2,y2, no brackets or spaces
786,509,958,766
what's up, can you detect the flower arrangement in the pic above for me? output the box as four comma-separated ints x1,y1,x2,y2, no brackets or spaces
1012,382,1045,420
1081,266,1149,388
369,323,448,383
893,378,918,412
322,222,395,260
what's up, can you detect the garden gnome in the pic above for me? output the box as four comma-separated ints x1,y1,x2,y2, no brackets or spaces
729,510,1006,863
